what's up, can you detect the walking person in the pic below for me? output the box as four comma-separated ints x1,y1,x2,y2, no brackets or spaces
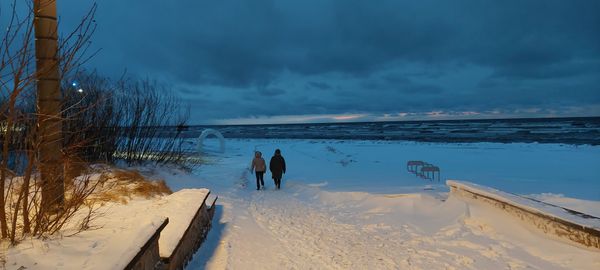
269,149,286,189
251,151,266,190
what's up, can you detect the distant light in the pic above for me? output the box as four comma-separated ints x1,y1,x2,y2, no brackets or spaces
77,88,84,93
72,82,78,87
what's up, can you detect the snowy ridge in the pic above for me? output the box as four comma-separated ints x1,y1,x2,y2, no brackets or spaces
448,180,600,249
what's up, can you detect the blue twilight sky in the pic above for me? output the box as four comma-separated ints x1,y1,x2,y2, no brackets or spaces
3,0,600,124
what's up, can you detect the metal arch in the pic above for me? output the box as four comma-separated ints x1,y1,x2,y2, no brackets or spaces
198,128,225,153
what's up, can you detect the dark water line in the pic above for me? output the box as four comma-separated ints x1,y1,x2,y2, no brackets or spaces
164,117,600,145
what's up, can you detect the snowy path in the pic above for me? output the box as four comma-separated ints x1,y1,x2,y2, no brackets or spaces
159,139,600,270
207,187,583,269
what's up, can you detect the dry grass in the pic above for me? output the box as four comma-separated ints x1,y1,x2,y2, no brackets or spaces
64,158,90,188
91,168,172,204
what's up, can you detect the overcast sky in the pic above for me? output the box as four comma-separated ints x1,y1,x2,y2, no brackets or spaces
14,0,600,124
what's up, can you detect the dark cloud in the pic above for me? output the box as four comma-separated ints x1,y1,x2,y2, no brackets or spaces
382,74,411,85
491,60,600,80
359,75,443,95
257,87,286,96
8,0,597,123
307,82,333,90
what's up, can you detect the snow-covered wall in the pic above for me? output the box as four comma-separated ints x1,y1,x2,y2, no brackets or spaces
158,190,217,270
124,218,169,270
447,180,600,250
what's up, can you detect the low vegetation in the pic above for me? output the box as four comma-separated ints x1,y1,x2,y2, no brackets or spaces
0,2,189,243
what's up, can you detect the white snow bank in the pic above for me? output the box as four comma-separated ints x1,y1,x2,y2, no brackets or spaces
4,189,210,270
5,200,167,270
527,193,600,218
157,188,210,258
448,180,600,230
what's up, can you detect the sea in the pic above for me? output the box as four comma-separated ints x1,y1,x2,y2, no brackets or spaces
173,117,600,145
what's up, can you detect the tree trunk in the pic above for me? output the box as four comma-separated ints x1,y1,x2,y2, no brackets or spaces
33,0,64,212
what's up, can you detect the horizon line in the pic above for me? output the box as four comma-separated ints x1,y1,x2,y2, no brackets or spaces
188,115,600,127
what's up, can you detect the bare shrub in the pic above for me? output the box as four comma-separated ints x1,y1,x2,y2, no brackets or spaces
1,0,189,244
0,1,101,243
63,71,194,169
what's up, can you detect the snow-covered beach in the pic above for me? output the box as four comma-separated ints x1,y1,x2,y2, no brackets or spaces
4,138,597,269
158,138,600,269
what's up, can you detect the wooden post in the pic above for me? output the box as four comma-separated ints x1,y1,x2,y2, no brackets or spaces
33,0,64,211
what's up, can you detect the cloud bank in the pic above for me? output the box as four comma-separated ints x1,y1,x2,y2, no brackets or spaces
42,0,600,123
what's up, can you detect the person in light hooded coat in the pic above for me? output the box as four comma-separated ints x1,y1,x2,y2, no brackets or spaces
251,151,266,190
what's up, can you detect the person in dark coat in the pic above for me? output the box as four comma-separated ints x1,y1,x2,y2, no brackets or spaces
269,149,286,189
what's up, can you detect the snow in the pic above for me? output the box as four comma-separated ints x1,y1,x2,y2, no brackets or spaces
194,139,600,199
447,180,600,230
4,199,167,270
154,139,600,269
4,138,599,269
3,189,209,270
157,189,210,258
527,194,600,218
